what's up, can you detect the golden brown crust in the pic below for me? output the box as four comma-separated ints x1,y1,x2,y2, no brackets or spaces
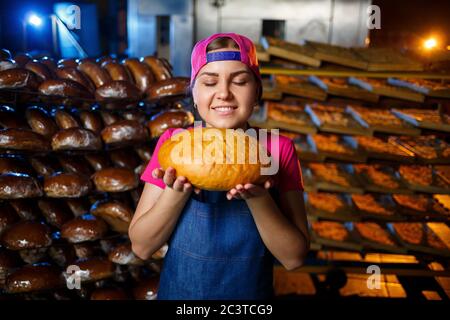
0,128,50,152
24,60,53,81
102,61,132,81
147,109,194,138
61,216,108,243
0,68,40,90
77,61,111,88
0,173,43,199
5,265,64,293
25,107,58,138
101,120,148,147
142,56,172,81
92,167,139,192
44,172,92,198
1,221,52,250
51,128,102,151
79,111,104,134
55,67,96,93
145,77,189,100
38,79,93,100
158,128,271,191
122,58,155,92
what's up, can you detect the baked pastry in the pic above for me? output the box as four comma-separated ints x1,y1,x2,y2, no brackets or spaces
307,192,346,213
101,120,149,147
0,128,50,152
158,127,272,190
0,173,43,199
311,221,349,241
44,172,92,198
92,168,139,192
354,164,400,190
145,77,189,100
77,61,111,88
55,67,96,93
90,200,133,233
354,222,395,246
5,265,64,293
101,61,132,81
122,58,155,92
351,194,395,216
51,128,102,151
25,107,58,138
308,163,352,187
147,109,194,138
61,215,108,243
393,135,450,161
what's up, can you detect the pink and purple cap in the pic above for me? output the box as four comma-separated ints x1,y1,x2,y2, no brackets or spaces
190,33,262,89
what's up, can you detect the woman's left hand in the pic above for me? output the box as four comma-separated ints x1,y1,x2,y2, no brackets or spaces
226,179,274,200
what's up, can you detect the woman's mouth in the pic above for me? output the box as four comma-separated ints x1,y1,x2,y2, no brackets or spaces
211,106,238,116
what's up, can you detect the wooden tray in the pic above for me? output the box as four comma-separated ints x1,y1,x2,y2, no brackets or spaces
293,134,324,162
310,221,363,251
305,104,371,136
266,102,317,134
351,222,408,254
387,78,450,99
308,163,364,194
306,41,368,70
308,76,379,103
348,136,416,163
353,164,413,194
393,194,450,222
353,48,423,72
349,77,425,102
308,134,367,163
391,108,450,133
388,223,450,257
346,105,421,136
398,165,450,194
390,136,450,164
261,36,321,67
274,75,327,101
305,192,360,221
351,193,406,222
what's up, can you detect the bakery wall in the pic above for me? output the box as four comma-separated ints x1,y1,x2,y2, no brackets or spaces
127,0,371,76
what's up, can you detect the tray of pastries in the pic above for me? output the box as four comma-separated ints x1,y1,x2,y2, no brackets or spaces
305,103,370,136
274,75,327,101
289,133,324,162
393,194,450,221
387,78,450,99
310,221,363,251
352,47,423,72
353,164,412,194
398,165,450,194
307,163,364,194
350,136,415,162
351,193,404,221
389,222,450,257
348,77,425,102
305,41,368,70
266,101,317,134
308,76,379,102
261,78,282,101
346,105,421,136
261,36,321,67
352,222,407,253
390,135,450,164
306,192,360,221
308,133,366,162
391,108,450,133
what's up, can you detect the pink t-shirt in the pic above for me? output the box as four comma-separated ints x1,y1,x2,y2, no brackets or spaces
140,127,304,192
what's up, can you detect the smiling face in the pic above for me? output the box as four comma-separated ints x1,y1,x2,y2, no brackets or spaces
192,48,259,129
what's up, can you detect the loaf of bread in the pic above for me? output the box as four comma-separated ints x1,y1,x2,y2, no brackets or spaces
101,120,148,147
92,167,138,192
26,107,59,138
0,68,40,90
95,80,142,109
0,173,43,199
61,215,108,243
24,60,53,81
122,58,155,92
79,111,104,134
90,200,133,233
51,128,102,151
145,77,189,100
147,109,194,138
158,127,272,190
0,128,50,152
102,61,132,81
38,79,93,102
44,172,92,198
5,265,64,293
55,67,96,93
54,110,80,129
77,61,111,88
142,56,172,81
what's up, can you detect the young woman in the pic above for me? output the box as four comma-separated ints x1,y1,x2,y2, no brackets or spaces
129,33,309,300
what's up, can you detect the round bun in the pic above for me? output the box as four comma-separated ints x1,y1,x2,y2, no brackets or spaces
69,257,115,282
0,128,50,152
147,109,194,138
51,128,102,151
61,215,108,243
108,242,143,266
92,168,138,192
44,172,91,198
91,200,133,233
158,127,271,191
5,264,64,293
25,107,58,138
1,221,52,250
0,173,43,199
145,77,189,100
101,120,148,147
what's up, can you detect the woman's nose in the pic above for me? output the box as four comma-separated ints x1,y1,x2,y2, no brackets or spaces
216,81,232,100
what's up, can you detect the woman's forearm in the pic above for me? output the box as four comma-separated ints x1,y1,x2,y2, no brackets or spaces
246,193,309,270
129,188,191,259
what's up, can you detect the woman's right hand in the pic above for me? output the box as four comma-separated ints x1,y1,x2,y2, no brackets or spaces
152,167,201,194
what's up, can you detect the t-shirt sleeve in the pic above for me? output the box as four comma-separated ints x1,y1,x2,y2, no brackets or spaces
140,129,176,189
278,139,304,192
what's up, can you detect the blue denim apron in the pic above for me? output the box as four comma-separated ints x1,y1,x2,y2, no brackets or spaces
157,189,277,300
